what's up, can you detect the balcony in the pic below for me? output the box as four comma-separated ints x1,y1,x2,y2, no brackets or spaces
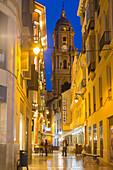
99,31,111,58
81,79,86,93
100,97,103,107
88,61,95,80
95,0,100,17
100,31,111,50
27,64,38,91
88,19,94,33
86,19,95,40
81,34,86,54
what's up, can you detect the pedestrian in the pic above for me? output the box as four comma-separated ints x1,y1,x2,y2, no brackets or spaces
40,140,44,155
62,139,67,156
45,139,48,156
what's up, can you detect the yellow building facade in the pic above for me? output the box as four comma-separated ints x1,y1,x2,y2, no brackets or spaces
70,0,113,163
0,0,47,169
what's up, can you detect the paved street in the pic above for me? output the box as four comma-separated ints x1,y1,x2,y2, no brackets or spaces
27,151,113,170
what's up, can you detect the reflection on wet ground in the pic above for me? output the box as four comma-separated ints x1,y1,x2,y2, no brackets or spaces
27,151,113,170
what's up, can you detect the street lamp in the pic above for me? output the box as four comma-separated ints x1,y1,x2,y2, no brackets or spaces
46,110,49,115
74,93,84,103
33,46,40,55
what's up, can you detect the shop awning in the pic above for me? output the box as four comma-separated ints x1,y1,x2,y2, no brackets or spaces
41,132,54,137
59,125,84,139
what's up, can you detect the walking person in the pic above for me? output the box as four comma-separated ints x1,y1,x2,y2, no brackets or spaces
45,139,48,156
40,140,44,155
62,139,67,156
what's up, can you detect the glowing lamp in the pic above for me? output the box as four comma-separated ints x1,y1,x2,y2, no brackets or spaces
74,98,78,103
33,47,40,55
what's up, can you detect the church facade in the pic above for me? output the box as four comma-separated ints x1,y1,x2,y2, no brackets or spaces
51,8,76,97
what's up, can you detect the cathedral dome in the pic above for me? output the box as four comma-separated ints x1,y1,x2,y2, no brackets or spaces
54,9,72,31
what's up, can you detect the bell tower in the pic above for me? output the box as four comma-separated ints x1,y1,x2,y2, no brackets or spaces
51,6,76,97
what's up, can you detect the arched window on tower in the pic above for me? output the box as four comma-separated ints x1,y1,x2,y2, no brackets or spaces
63,60,67,69
62,37,67,44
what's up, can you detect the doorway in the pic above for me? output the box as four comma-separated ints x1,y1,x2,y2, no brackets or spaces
20,113,23,150
26,118,29,151
109,116,113,162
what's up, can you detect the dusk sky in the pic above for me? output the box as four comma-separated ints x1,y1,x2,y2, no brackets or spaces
36,0,82,91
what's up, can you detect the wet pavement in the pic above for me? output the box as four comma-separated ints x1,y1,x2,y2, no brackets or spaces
27,151,113,170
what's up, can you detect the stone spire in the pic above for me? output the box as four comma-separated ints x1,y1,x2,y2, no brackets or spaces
61,2,66,18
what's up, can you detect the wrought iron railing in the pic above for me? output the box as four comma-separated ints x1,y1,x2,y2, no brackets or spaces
88,61,95,75
81,79,86,88
100,31,111,51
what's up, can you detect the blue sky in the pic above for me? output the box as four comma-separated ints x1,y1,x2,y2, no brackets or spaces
36,0,82,91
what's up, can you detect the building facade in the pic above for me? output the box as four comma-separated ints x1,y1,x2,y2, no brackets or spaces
0,0,47,169
0,0,34,169
32,1,47,151
70,0,113,163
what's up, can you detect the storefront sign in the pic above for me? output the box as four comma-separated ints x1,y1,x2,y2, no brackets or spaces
63,98,66,123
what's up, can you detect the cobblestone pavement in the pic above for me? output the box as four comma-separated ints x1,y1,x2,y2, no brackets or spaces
27,151,113,170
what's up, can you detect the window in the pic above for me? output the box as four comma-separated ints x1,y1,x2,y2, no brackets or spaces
0,12,8,68
20,74,23,89
105,12,109,31
99,77,102,107
57,55,59,69
63,60,67,69
78,110,79,118
86,1,89,24
57,120,59,134
80,108,81,117
85,98,87,119
100,121,103,157
107,66,111,90
90,2,94,18
0,50,5,67
63,37,66,41
89,126,92,153
62,37,67,44
89,93,91,116
60,62,62,69
68,62,70,69
93,86,96,112
63,28,66,31
98,34,101,63
93,124,97,154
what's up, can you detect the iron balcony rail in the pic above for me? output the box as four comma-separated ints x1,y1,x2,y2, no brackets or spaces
100,31,111,52
81,79,86,88
88,61,95,75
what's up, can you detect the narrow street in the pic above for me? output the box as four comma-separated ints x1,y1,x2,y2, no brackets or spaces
27,151,113,170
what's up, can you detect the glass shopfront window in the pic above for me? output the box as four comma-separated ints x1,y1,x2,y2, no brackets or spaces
109,116,113,162
93,124,97,154
89,126,92,153
100,120,103,157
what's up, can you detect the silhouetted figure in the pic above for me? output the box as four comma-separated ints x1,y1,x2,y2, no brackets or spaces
45,139,48,156
40,140,44,155
62,139,67,156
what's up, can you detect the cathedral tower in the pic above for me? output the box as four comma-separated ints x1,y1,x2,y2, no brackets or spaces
51,6,76,97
